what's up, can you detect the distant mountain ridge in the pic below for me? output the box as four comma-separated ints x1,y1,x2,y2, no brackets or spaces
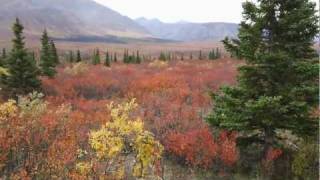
0,0,150,39
135,18,239,42
0,0,239,43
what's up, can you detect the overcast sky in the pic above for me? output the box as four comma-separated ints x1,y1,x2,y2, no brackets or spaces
94,0,319,23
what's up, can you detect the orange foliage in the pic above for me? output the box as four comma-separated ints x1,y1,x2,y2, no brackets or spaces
265,147,283,162
218,131,239,166
0,59,235,177
165,128,218,168
40,60,240,171
165,129,239,168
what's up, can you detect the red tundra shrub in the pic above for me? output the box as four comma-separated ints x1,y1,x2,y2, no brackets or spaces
165,129,239,169
2,59,241,178
40,59,240,173
219,131,239,166
165,128,218,169
265,147,283,162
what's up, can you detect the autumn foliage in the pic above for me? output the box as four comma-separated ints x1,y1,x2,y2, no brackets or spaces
1,59,241,178
218,131,239,167
42,59,240,169
265,148,283,163
0,92,76,178
165,128,218,168
165,129,238,169
74,99,163,179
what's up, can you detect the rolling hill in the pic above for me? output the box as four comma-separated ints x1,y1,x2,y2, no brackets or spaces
0,0,150,40
0,0,239,43
135,18,238,42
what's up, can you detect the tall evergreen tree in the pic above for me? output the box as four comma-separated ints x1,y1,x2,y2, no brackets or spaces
123,49,129,63
136,50,141,64
0,48,6,66
159,52,166,61
209,49,215,60
207,0,319,171
68,50,74,63
209,48,221,60
199,50,203,60
126,49,130,63
92,49,101,65
40,29,56,77
215,48,221,59
2,48,6,60
190,53,193,60
114,52,117,62
76,49,82,63
50,40,59,65
2,18,40,96
129,52,135,63
105,52,110,67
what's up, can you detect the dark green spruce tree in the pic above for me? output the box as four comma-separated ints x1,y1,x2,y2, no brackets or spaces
50,40,59,65
68,50,74,63
207,0,319,167
105,52,110,67
159,52,166,61
123,49,128,63
215,48,221,59
209,48,221,60
40,29,56,77
199,50,203,60
92,49,101,65
129,53,135,63
2,18,41,96
0,48,7,66
76,49,82,63
114,52,117,62
208,49,215,60
136,50,141,64
2,48,6,59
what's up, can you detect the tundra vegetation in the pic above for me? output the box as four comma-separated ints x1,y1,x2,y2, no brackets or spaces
0,0,318,179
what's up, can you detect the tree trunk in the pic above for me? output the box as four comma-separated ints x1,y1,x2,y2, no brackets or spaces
262,127,275,180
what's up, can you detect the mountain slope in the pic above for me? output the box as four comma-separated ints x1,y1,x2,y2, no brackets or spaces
0,0,150,39
136,18,238,42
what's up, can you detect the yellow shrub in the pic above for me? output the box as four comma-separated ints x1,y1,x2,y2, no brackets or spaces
0,100,17,122
133,131,163,177
148,60,169,68
90,128,124,159
75,162,92,176
88,99,163,178
64,62,89,76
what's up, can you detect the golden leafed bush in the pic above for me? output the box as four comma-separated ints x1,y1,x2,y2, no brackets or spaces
84,99,163,178
148,60,169,68
0,100,17,122
64,62,89,76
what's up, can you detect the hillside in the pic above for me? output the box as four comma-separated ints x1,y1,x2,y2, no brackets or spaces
0,0,239,43
0,0,150,39
135,18,239,41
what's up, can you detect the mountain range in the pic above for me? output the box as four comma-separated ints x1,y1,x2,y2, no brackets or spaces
0,0,238,42
135,18,238,41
